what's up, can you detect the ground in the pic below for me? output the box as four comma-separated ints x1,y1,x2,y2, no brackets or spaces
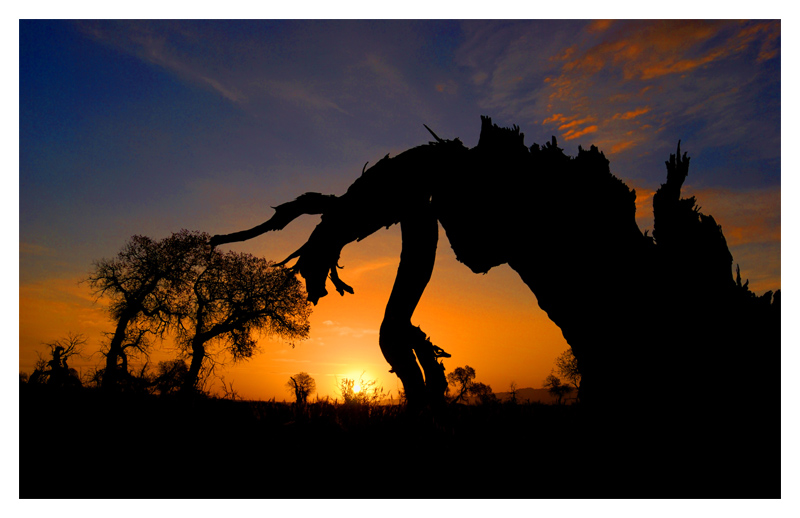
19,384,779,499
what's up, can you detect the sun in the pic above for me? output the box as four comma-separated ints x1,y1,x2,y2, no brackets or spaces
352,382,362,393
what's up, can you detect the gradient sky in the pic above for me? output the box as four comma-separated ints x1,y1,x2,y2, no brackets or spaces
18,19,781,401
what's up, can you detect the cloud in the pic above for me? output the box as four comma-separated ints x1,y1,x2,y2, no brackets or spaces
613,107,651,120
563,125,598,141
327,325,379,339
78,21,246,103
20,242,55,257
461,20,779,159
685,186,781,248
261,79,350,115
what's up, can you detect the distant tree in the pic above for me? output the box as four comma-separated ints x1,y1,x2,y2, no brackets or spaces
544,373,574,405
507,381,518,404
447,365,476,404
469,382,497,405
177,250,311,393
29,333,85,388
86,230,207,389
554,348,581,391
287,372,316,405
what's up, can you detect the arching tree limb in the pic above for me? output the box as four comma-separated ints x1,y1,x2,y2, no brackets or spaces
210,193,338,247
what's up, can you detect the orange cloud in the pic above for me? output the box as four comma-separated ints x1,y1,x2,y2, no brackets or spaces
563,125,598,141
538,20,778,160
610,140,638,154
543,113,569,125
558,117,594,131
551,20,777,88
639,47,728,80
633,186,655,218
587,20,613,34
613,106,651,120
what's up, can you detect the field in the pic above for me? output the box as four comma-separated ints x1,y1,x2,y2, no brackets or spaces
19,383,779,499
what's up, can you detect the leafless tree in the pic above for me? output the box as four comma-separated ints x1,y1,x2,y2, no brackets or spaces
29,332,86,387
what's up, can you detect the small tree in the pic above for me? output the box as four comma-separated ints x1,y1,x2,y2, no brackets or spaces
544,373,574,405
29,333,86,388
469,382,497,405
507,381,518,404
447,365,476,404
287,372,316,405
554,349,581,391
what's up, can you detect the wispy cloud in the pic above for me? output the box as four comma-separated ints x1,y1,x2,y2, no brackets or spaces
20,242,55,257
539,20,780,154
685,186,781,248
78,21,246,103
457,20,779,163
261,80,350,115
320,319,379,339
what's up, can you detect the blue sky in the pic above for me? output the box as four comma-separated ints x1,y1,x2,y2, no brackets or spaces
18,18,783,399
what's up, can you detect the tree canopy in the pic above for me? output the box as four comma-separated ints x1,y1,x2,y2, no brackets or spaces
87,230,311,392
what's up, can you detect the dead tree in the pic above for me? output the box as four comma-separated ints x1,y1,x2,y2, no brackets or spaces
209,117,779,423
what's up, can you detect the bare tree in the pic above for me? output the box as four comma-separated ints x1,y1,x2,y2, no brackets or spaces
508,381,518,404
177,250,311,392
287,372,316,405
29,333,86,387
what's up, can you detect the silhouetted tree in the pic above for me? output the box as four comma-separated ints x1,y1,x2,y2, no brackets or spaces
507,381,518,404
87,230,207,389
177,250,311,392
469,382,497,405
287,372,316,405
447,365,476,403
554,349,581,396
544,374,573,405
29,333,85,388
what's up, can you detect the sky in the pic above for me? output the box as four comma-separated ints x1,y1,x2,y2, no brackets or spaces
18,17,783,402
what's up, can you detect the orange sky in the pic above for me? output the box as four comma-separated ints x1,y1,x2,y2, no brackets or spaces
19,190,780,402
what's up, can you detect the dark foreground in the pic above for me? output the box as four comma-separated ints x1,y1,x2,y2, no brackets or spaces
19,384,779,499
